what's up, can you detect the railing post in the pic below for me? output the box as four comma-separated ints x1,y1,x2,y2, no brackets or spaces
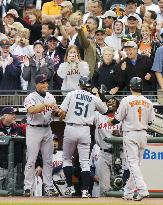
8,137,14,195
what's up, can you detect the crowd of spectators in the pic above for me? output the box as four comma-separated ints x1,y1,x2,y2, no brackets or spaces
0,0,163,98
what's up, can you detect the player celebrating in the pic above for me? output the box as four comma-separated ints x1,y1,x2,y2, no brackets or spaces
58,76,108,198
110,77,155,201
24,74,59,197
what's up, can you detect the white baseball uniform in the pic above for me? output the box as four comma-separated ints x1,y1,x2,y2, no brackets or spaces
24,91,56,191
115,95,155,197
94,111,120,195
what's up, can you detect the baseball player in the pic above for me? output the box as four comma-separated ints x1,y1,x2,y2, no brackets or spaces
90,143,100,197
110,77,155,201
94,96,121,196
58,76,108,198
23,74,59,197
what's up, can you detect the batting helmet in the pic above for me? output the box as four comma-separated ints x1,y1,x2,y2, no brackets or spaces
79,76,91,90
129,77,143,92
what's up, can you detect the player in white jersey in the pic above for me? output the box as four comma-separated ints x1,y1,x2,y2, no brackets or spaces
94,96,121,196
58,76,108,198
90,144,100,197
24,74,59,197
110,77,155,201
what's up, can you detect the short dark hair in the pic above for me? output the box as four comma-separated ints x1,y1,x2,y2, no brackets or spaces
86,16,99,28
148,10,157,20
42,22,56,33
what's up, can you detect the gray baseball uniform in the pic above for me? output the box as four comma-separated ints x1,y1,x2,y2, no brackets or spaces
60,90,107,171
115,95,155,197
24,91,56,191
94,111,120,196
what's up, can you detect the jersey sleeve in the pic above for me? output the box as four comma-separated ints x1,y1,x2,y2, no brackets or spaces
94,96,108,114
115,98,127,121
24,95,37,111
59,92,71,112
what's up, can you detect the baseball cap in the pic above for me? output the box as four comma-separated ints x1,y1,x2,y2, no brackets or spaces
95,28,105,34
59,1,73,9
101,10,117,19
1,107,17,115
35,74,48,84
47,35,59,42
3,11,14,18
126,0,137,4
123,41,138,49
33,40,44,48
122,34,132,42
127,13,139,21
0,39,10,48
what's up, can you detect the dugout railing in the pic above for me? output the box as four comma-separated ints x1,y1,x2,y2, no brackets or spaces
0,136,26,196
104,137,163,198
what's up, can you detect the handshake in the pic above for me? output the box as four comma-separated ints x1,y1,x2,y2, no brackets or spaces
44,103,66,120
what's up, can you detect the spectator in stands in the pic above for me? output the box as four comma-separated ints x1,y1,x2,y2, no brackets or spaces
0,107,26,184
83,0,103,26
45,35,67,90
57,45,89,92
10,8,42,44
22,40,54,92
105,20,125,51
42,0,62,23
143,10,157,38
157,0,163,23
113,41,156,94
125,13,141,43
40,22,56,46
76,25,106,76
91,46,119,94
139,23,160,61
120,0,142,27
151,45,163,90
0,39,22,91
101,10,117,36
60,1,73,23
3,11,15,35
136,0,159,16
85,16,99,40
22,4,35,24
0,18,7,41
64,19,84,59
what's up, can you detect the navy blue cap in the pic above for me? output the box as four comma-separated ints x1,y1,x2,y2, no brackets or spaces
35,74,48,84
33,40,44,48
1,107,17,115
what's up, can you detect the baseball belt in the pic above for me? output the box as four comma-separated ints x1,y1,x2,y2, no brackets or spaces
100,147,113,154
28,124,50,127
66,123,89,126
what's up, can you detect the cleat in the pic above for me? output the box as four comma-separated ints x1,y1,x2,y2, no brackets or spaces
122,195,133,200
44,189,59,196
82,190,90,198
133,194,149,201
24,189,31,197
64,186,75,196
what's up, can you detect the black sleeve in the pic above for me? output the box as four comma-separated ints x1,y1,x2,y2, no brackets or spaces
91,71,99,88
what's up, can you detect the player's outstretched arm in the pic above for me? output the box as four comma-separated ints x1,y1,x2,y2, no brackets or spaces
58,109,66,121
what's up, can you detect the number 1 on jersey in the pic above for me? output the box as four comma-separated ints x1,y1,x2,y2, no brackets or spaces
74,102,89,117
137,106,142,122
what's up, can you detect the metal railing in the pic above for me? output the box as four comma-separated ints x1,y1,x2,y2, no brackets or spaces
0,90,162,106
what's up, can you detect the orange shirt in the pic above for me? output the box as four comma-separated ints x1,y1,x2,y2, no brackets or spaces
42,1,61,16
139,42,152,57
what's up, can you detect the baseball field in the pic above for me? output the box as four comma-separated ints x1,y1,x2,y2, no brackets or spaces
0,197,162,205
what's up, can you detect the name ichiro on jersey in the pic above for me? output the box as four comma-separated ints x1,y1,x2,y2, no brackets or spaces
76,93,92,103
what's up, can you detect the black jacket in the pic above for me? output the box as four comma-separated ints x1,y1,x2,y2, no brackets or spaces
117,54,157,91
91,61,119,91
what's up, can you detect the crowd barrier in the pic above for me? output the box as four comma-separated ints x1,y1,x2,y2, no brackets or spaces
0,136,26,196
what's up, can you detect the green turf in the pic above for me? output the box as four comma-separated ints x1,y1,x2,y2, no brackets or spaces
0,203,160,205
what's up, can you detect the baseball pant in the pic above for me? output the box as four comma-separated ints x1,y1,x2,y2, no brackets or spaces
98,151,112,196
123,130,149,197
62,124,91,171
24,126,54,191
